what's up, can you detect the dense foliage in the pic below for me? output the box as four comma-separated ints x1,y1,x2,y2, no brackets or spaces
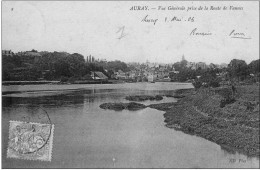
227,59,249,81
2,51,108,81
191,59,259,88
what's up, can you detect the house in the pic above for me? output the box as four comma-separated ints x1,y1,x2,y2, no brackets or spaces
115,70,127,79
148,74,155,82
196,62,207,70
209,63,216,69
220,63,228,68
128,72,136,79
16,51,42,63
2,50,14,56
187,62,196,70
16,51,41,57
91,71,108,80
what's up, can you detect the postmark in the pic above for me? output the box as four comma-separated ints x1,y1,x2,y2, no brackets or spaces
7,121,54,161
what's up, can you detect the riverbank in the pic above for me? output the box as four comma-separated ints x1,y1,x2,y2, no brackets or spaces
2,80,114,85
150,85,259,157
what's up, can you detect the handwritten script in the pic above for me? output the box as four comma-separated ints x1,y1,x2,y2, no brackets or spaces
126,4,252,39
116,26,128,40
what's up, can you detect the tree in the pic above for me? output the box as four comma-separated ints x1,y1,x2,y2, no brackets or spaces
2,63,15,81
248,59,260,82
228,59,248,81
106,60,129,72
65,53,85,77
248,59,259,74
31,49,38,52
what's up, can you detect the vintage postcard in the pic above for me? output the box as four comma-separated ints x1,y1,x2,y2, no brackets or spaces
1,1,259,169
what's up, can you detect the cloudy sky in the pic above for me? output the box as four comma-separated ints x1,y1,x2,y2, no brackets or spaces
2,1,259,64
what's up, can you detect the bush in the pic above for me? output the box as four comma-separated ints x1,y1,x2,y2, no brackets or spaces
217,88,232,99
209,80,220,88
60,76,69,82
155,95,163,100
82,74,93,80
192,81,202,89
217,87,236,108
220,98,236,108
68,76,80,83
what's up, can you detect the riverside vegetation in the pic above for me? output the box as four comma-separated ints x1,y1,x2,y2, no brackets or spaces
150,85,259,157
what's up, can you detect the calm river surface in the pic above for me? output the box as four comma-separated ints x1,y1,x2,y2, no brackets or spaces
2,82,259,168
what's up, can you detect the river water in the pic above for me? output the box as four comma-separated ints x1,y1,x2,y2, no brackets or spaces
2,82,259,168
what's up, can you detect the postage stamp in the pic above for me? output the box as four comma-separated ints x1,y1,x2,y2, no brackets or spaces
7,121,54,161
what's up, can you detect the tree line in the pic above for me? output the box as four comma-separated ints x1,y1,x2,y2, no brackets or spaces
2,51,130,81
170,58,259,88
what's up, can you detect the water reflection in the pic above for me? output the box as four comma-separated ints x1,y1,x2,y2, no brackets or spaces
3,93,85,107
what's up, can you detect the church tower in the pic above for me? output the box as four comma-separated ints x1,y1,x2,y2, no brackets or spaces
182,55,185,61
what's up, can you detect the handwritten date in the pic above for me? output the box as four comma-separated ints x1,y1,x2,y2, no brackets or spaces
141,15,195,25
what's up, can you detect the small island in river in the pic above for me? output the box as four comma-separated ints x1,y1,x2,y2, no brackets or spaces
100,102,147,111
125,95,163,101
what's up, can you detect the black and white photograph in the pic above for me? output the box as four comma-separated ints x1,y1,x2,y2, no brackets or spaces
1,0,260,168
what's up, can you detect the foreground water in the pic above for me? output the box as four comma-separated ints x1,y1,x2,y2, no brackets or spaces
2,82,259,168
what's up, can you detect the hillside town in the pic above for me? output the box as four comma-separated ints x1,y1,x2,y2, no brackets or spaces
3,49,244,85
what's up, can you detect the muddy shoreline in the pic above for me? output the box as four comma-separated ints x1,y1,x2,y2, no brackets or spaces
151,86,259,157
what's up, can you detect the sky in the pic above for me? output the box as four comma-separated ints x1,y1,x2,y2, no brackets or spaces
2,1,259,64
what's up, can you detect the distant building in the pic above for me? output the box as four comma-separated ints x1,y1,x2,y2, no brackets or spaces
91,71,108,80
2,50,14,56
16,51,42,63
115,70,127,79
148,74,155,82
220,63,228,68
25,51,41,57
128,72,136,79
169,71,179,81
209,63,216,69
187,62,196,70
182,55,186,61
196,62,207,70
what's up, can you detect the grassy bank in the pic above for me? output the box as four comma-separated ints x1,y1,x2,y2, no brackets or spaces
150,85,259,157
